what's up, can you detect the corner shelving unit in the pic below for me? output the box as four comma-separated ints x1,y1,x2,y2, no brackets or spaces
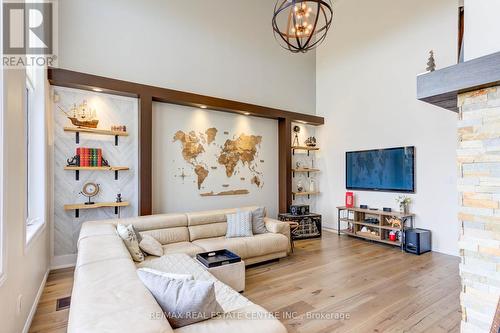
336,206,415,251
291,146,320,200
64,127,128,145
64,201,130,218
64,166,130,181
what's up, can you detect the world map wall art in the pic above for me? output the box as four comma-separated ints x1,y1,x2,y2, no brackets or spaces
172,128,264,197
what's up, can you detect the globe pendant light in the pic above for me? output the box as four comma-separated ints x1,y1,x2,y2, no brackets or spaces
272,0,333,53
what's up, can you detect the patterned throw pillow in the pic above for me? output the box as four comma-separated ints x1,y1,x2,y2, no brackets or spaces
117,224,145,262
226,211,253,238
139,234,164,257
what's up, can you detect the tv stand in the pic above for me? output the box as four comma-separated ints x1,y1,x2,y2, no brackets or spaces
336,206,415,251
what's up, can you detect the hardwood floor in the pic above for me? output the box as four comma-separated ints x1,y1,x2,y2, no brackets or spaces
29,231,461,333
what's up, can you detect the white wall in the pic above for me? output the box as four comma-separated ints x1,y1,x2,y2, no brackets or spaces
58,0,316,114
152,103,278,217
464,0,500,61
0,68,50,332
316,0,460,255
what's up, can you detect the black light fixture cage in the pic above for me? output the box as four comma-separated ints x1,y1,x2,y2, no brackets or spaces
272,0,333,53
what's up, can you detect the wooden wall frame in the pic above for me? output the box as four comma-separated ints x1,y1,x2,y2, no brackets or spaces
48,68,324,215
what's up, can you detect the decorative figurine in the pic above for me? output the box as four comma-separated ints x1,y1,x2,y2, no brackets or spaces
101,158,110,167
80,182,100,205
297,180,304,193
305,136,317,147
293,126,300,147
67,155,80,167
58,100,99,128
426,50,436,72
116,193,122,203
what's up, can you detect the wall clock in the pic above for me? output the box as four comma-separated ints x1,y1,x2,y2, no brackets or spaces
80,182,100,205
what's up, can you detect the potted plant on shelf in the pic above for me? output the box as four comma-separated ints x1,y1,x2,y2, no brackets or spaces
396,195,412,214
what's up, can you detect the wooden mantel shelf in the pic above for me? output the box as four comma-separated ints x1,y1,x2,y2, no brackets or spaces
417,51,500,112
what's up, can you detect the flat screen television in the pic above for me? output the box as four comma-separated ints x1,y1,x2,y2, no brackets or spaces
346,146,415,193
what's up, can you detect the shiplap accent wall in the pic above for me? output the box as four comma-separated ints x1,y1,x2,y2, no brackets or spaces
52,87,138,260
458,86,500,333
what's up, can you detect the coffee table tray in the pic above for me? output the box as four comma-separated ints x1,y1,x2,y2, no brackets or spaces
196,249,241,268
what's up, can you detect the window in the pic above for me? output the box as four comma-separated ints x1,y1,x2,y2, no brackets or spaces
0,0,4,284
25,66,46,246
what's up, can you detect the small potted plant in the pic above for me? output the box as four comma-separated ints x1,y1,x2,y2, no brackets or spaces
396,195,412,214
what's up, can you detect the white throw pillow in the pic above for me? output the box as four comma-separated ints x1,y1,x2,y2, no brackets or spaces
226,210,253,238
117,224,145,262
137,267,193,281
139,234,164,257
137,269,223,328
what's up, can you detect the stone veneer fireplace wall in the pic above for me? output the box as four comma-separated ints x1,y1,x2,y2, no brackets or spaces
458,86,500,333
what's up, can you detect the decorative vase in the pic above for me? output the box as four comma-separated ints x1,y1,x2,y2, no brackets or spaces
297,181,304,193
400,203,409,214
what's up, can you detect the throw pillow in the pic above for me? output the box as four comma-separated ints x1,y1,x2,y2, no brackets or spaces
139,234,164,257
117,224,145,262
137,269,223,328
137,267,193,281
249,207,267,234
226,211,253,238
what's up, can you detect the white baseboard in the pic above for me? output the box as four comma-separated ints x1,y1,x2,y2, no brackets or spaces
51,254,77,270
22,269,49,333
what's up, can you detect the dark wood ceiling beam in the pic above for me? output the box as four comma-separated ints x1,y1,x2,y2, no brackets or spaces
48,68,324,125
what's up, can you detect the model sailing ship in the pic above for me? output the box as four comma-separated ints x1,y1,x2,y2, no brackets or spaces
58,100,99,128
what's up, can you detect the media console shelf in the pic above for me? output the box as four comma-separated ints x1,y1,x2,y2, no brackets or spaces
336,206,415,251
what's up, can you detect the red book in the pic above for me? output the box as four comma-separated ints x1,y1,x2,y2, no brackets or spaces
84,148,89,167
97,149,102,167
76,148,81,166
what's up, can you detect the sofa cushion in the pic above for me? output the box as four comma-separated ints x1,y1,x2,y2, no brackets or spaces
77,235,131,268
186,207,261,227
136,254,251,312
78,221,117,246
121,213,188,231
137,269,223,328
141,227,190,245
226,211,253,238
249,207,268,235
192,237,249,259
174,304,287,333
162,242,204,257
243,233,289,258
193,233,288,260
69,258,173,333
189,223,227,241
139,234,164,257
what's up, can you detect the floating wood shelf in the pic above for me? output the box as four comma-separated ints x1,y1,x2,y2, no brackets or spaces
292,168,320,177
64,166,130,181
291,146,319,156
64,127,128,145
292,191,319,200
64,201,129,218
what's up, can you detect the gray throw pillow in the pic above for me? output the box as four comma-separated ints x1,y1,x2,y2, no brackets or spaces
250,207,267,234
137,269,223,328
226,211,253,238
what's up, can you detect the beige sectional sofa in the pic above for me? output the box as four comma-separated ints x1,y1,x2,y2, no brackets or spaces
68,207,290,333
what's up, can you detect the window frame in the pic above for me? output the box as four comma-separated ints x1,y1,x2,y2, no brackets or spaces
0,0,6,286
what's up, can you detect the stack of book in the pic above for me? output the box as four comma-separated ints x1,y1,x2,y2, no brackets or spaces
76,148,103,167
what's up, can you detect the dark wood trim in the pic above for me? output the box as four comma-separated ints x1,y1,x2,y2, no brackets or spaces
48,68,324,125
139,95,153,216
48,67,324,216
417,51,500,112
278,118,292,213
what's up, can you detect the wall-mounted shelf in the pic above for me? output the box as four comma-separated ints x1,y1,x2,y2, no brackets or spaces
292,168,320,177
291,146,319,156
292,191,319,200
64,127,128,145
64,166,129,181
64,201,129,218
